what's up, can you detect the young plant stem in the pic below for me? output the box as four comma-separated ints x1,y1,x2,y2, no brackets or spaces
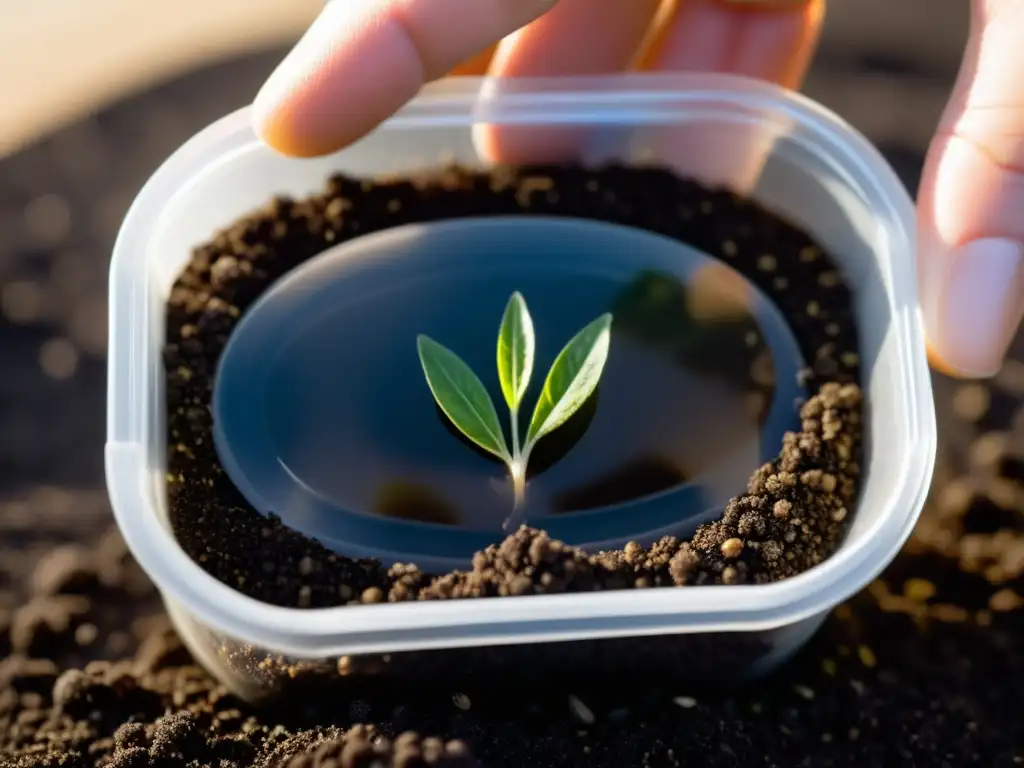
510,406,521,462
505,408,526,530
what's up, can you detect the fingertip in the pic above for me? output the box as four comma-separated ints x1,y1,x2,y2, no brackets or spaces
252,99,330,158
251,2,423,157
926,338,1002,380
922,238,1024,380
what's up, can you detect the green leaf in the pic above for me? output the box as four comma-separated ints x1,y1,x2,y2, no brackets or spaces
525,313,613,450
497,291,536,411
416,335,510,461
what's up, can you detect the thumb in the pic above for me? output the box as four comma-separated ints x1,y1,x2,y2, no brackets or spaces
918,0,1024,378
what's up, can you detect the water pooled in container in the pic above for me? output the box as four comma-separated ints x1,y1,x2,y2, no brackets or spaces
212,217,806,570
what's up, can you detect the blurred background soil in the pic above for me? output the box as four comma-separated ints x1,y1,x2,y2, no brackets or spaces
2,1,1022,765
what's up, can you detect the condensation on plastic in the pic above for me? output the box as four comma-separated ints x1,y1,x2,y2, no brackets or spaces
106,73,935,702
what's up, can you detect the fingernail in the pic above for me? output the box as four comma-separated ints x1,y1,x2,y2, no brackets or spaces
927,238,1024,378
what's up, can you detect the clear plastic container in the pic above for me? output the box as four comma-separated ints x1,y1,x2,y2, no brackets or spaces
106,73,936,702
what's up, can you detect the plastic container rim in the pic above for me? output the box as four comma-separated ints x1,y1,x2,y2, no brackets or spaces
106,72,935,657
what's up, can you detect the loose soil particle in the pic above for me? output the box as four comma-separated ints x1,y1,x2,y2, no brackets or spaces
163,163,863,609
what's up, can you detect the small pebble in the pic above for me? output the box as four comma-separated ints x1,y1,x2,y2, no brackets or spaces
903,578,936,602
569,695,595,725
857,645,877,668
794,685,815,701
989,588,1023,612
720,539,744,559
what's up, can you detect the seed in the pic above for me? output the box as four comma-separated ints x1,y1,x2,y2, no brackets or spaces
673,696,697,709
452,693,471,710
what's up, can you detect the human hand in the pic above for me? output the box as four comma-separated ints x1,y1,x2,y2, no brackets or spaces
252,0,1024,379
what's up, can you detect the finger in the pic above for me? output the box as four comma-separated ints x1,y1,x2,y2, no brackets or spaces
475,0,661,163
490,0,662,76
918,0,1024,378
476,0,823,185
640,0,823,89
253,0,558,157
640,0,825,192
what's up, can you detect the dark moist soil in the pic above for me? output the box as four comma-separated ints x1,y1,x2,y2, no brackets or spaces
164,163,863,609
5,29,1022,768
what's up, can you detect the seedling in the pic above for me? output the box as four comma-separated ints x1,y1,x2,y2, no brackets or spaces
417,292,612,527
